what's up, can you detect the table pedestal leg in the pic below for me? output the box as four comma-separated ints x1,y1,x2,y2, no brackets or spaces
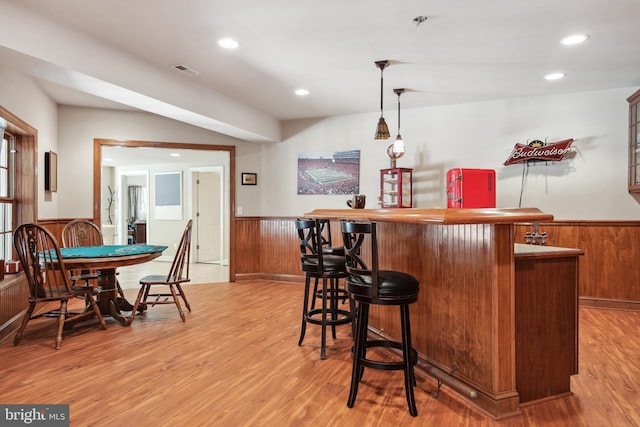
98,268,130,326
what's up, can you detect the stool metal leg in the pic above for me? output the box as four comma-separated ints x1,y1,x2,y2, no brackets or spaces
401,304,418,417
347,301,369,408
330,278,338,339
357,303,369,382
310,277,320,311
298,276,311,346
320,277,328,360
349,296,356,339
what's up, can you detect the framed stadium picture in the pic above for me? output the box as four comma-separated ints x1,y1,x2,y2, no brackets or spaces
297,150,360,195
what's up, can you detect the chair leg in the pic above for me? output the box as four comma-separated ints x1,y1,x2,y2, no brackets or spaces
400,304,418,417
169,284,186,322
298,276,311,346
13,302,36,346
144,285,153,305
175,284,191,311
127,285,148,325
55,300,69,350
85,292,108,330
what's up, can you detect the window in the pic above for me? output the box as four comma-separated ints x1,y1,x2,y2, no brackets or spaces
0,106,38,262
0,128,15,260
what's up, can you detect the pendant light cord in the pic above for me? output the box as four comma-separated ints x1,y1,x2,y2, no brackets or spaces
397,92,401,132
380,68,384,114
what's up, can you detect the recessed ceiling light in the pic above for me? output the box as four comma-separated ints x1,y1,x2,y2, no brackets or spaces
561,34,589,45
295,89,310,96
217,38,239,49
544,72,566,81
170,153,181,157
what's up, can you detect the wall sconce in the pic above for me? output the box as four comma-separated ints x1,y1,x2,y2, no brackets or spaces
374,60,391,140
393,88,405,154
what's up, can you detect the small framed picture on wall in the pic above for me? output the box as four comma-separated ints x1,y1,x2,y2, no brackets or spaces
44,151,58,192
242,173,257,185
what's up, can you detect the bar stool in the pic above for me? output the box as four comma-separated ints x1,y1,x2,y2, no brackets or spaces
340,219,420,416
295,218,354,360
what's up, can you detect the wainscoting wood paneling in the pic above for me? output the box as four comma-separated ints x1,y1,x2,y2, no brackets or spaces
234,217,302,283
234,218,640,310
0,273,28,342
515,221,640,309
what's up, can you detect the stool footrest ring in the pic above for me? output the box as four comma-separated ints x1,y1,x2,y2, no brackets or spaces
360,339,418,371
304,308,353,326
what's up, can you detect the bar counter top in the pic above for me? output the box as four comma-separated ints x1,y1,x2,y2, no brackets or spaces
305,207,554,224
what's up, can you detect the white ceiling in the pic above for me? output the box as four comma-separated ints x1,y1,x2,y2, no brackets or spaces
2,0,640,143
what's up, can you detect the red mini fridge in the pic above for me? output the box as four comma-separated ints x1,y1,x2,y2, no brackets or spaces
446,168,496,208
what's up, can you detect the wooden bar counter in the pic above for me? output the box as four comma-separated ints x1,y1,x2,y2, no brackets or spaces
306,208,581,419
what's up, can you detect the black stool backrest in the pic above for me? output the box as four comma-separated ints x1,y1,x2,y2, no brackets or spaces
295,218,323,274
340,220,379,298
317,218,333,251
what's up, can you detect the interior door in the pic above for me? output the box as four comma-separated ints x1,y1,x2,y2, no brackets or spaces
193,170,221,263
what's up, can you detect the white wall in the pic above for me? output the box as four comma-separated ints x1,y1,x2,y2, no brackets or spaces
268,87,640,220
3,68,640,221
56,106,262,218
0,69,59,219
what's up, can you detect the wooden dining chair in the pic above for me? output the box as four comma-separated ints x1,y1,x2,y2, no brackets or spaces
62,219,125,299
128,220,193,323
13,223,107,349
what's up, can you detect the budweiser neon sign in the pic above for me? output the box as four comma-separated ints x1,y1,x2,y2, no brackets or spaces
504,138,574,166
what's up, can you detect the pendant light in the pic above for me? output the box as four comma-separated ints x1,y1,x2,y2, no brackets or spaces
393,88,405,154
374,60,391,140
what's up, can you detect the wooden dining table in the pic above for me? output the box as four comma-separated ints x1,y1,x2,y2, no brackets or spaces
59,244,167,326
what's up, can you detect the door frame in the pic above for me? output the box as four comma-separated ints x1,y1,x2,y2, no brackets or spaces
93,138,236,281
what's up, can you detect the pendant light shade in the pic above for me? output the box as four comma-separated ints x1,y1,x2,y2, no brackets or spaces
374,60,391,140
393,88,405,154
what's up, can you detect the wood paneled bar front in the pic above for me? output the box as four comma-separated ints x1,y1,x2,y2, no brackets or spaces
305,208,575,419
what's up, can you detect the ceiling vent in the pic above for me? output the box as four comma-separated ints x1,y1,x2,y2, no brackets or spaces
170,64,200,76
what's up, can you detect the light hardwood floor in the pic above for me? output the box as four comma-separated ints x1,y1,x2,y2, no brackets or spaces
0,281,639,426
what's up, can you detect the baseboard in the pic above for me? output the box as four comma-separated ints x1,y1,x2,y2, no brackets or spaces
234,273,303,283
